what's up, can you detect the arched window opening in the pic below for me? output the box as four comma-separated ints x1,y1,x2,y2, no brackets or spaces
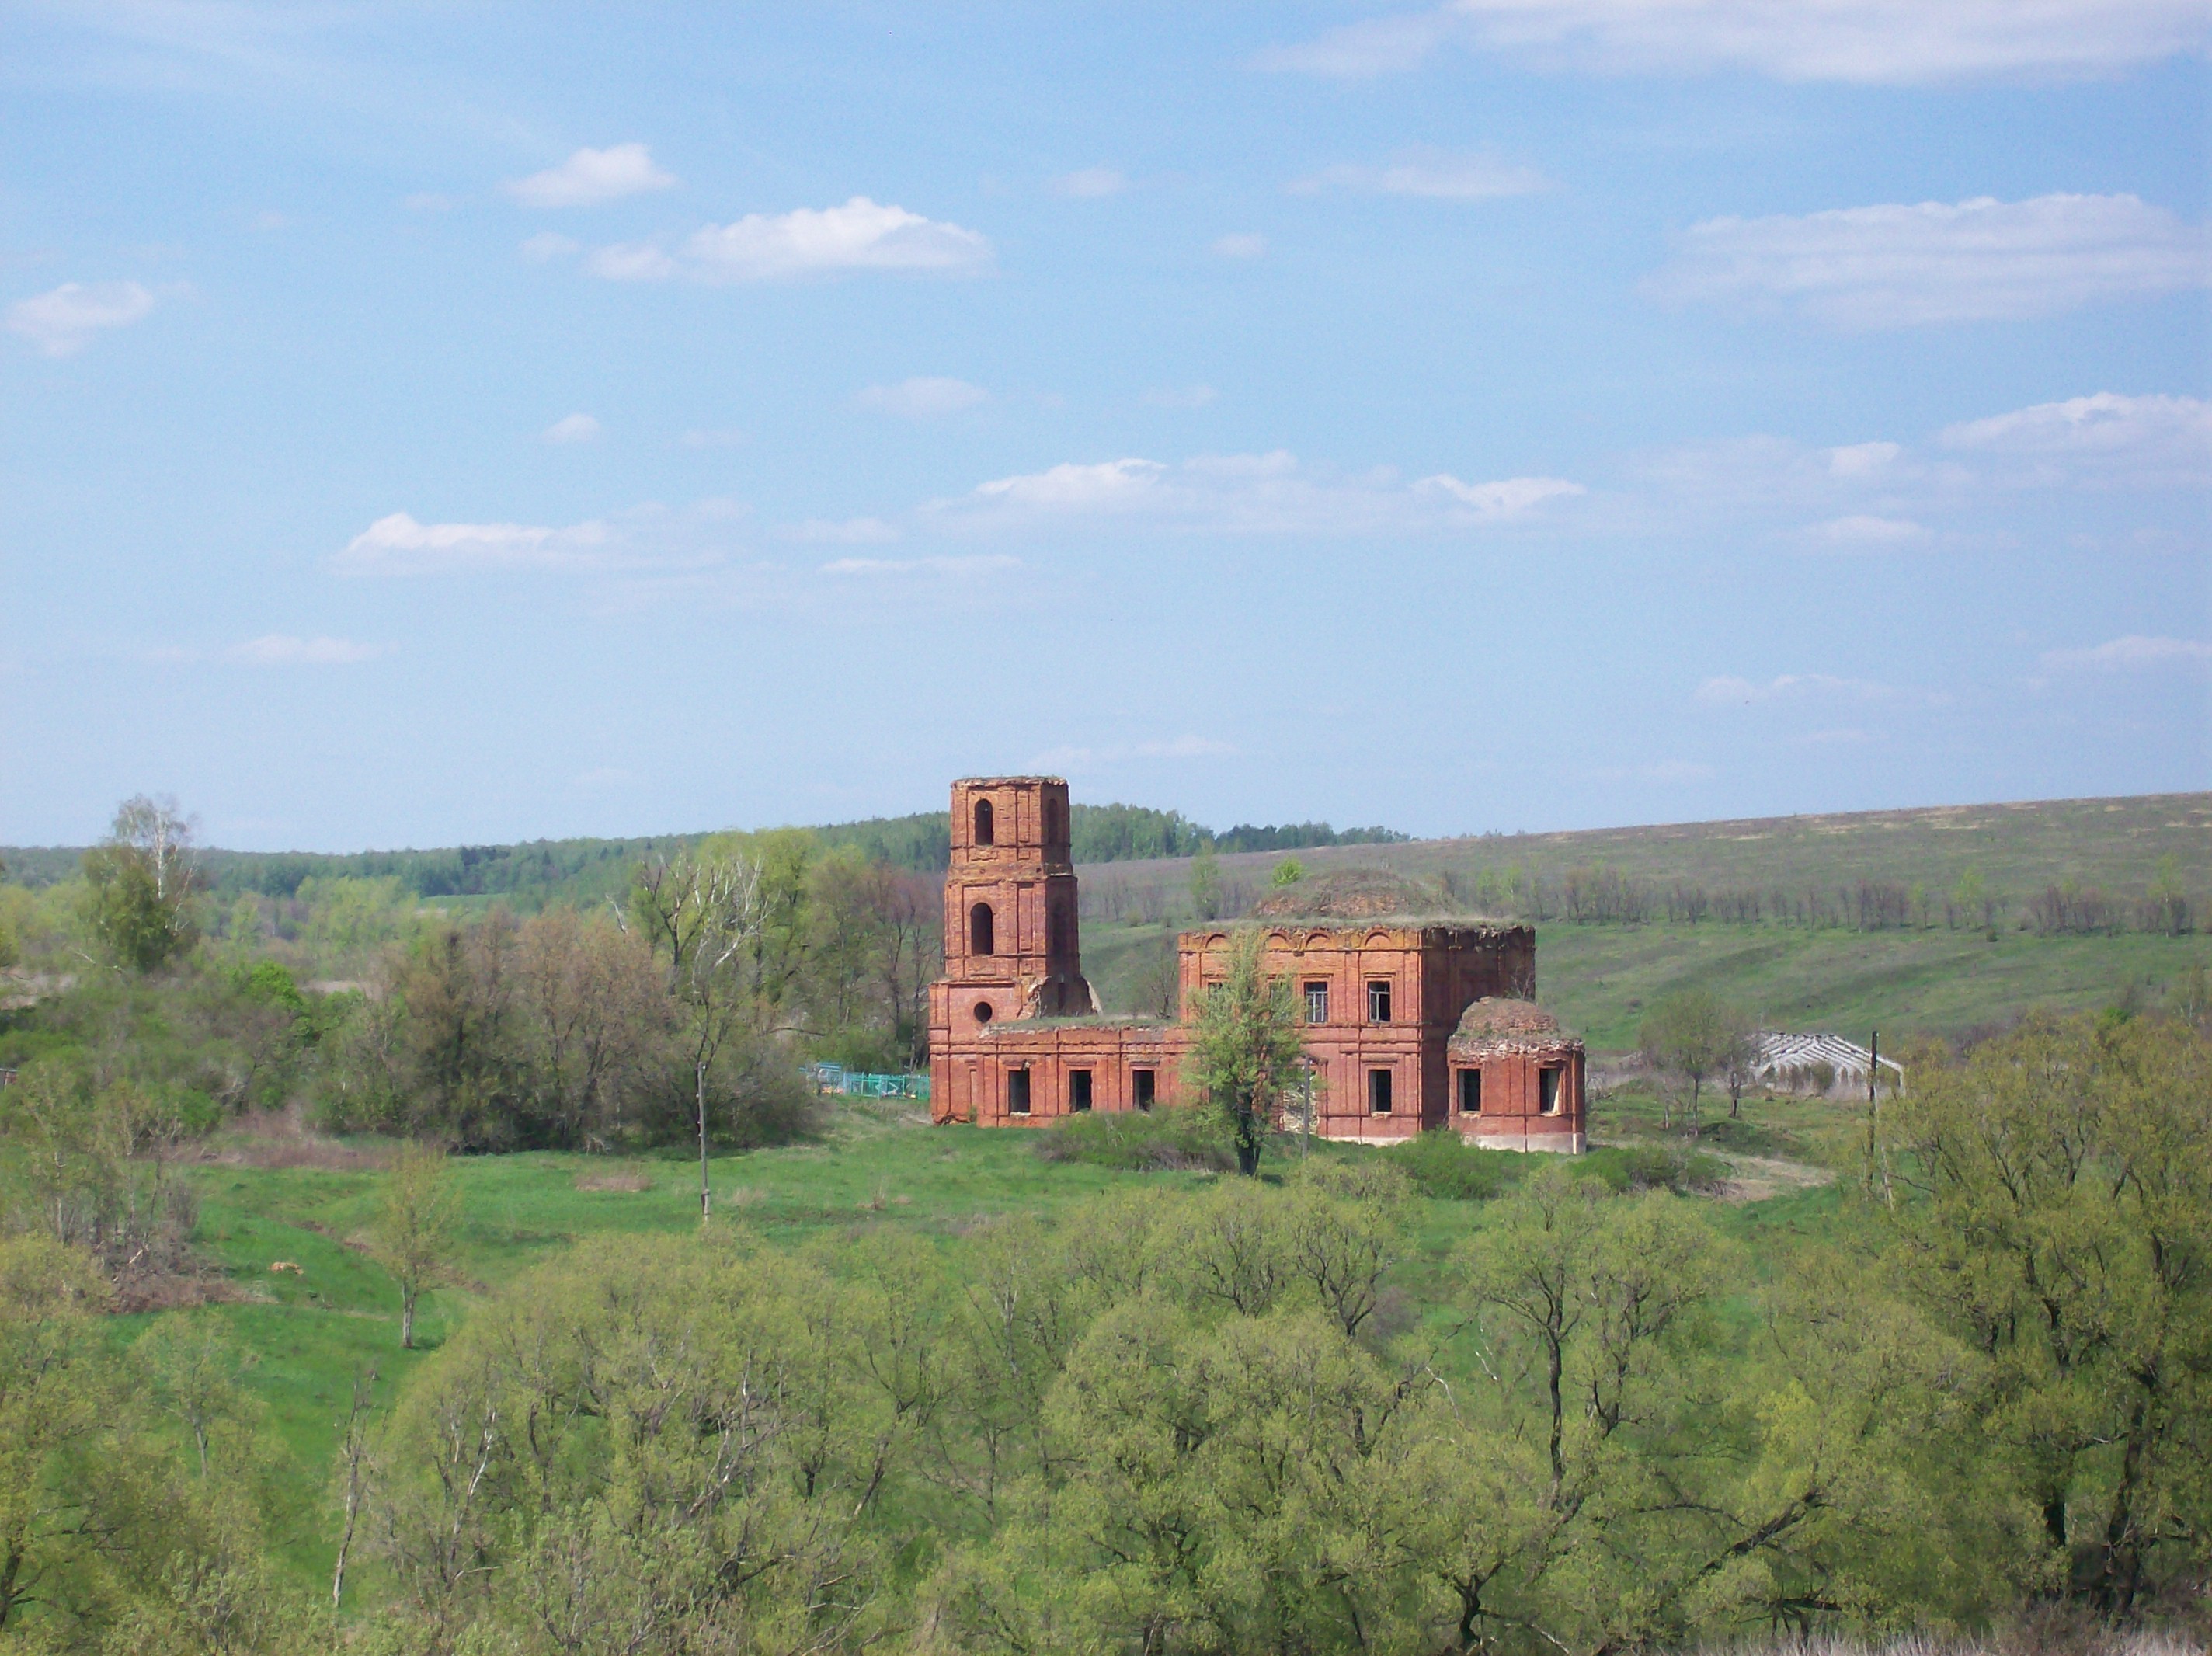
974,798,996,846
969,902,996,956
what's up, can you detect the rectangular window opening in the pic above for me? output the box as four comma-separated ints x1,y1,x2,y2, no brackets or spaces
1304,981,1329,1024
1459,1069,1483,1115
1008,1069,1031,1116
1367,980,1393,1023
1069,1070,1093,1112
1369,1068,1393,1115
1132,1069,1156,1111
1539,1068,1561,1116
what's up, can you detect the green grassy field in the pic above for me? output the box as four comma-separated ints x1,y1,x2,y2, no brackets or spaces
1080,914,2209,1050
1081,791,2210,911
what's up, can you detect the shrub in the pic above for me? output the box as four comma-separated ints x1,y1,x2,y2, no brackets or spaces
1032,1105,1235,1172
1384,1128,1511,1200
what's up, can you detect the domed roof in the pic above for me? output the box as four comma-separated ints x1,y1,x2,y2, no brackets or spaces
1249,867,1440,920
1449,997,1579,1050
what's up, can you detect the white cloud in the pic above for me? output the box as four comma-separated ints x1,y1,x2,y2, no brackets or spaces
2039,635,2212,672
1144,384,1219,409
1694,672,1926,705
1257,0,2210,84
942,451,1584,536
6,280,156,357
506,143,676,208
1031,736,1238,771
1587,759,1716,785
819,554,1019,578
1651,193,2210,328
1289,148,1546,200
1804,513,1930,548
542,412,601,444
520,231,579,263
1828,440,1901,477
1940,392,2212,487
681,427,748,449
1051,167,1128,199
226,635,388,666
781,517,903,545
856,377,989,417
334,512,617,576
1212,233,1268,259
590,197,992,284
1420,474,1587,516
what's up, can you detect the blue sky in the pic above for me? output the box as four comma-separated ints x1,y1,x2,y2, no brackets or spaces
2,2,2207,851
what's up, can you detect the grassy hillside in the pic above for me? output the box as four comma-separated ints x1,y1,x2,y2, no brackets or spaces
1078,792,2210,917
1078,916,2207,1050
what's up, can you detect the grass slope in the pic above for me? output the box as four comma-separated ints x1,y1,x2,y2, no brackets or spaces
1078,916,2209,1050
1080,791,2210,913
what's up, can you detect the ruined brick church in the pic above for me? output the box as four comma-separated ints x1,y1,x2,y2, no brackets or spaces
927,777,1586,1151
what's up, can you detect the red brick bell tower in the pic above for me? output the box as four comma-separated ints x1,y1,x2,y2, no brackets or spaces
927,776,1097,1121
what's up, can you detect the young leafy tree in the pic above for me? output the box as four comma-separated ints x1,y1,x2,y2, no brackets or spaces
1881,1013,2212,1613
1181,930,1306,1176
1638,988,1752,1129
370,1143,461,1349
1188,840,1223,921
80,795,200,972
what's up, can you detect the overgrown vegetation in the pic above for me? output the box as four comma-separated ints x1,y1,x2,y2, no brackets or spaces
6,1011,2206,1654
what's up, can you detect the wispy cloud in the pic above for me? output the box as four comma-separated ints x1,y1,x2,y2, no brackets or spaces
334,512,621,576
6,280,157,356
506,143,675,208
520,231,579,263
2039,635,2212,673
226,635,389,666
1212,233,1268,259
819,554,1020,578
1941,392,2211,487
542,412,601,444
1694,672,1934,706
1050,166,1128,199
1030,736,1237,771
856,377,989,416
1803,513,1930,548
936,451,1583,536
681,427,748,449
1289,148,1546,200
1256,0,2210,84
1650,193,2210,328
780,517,902,545
588,197,992,283
1144,384,1219,409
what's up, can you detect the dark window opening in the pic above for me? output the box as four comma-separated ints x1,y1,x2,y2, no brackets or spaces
969,902,995,956
973,1000,994,1025
974,798,995,846
1539,1068,1562,1116
1045,798,1063,846
1459,1069,1483,1115
1369,1069,1393,1115
1069,1070,1093,1112
1132,1069,1156,1110
1304,981,1329,1023
1049,904,1072,958
1008,1069,1031,1115
1367,980,1393,1023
